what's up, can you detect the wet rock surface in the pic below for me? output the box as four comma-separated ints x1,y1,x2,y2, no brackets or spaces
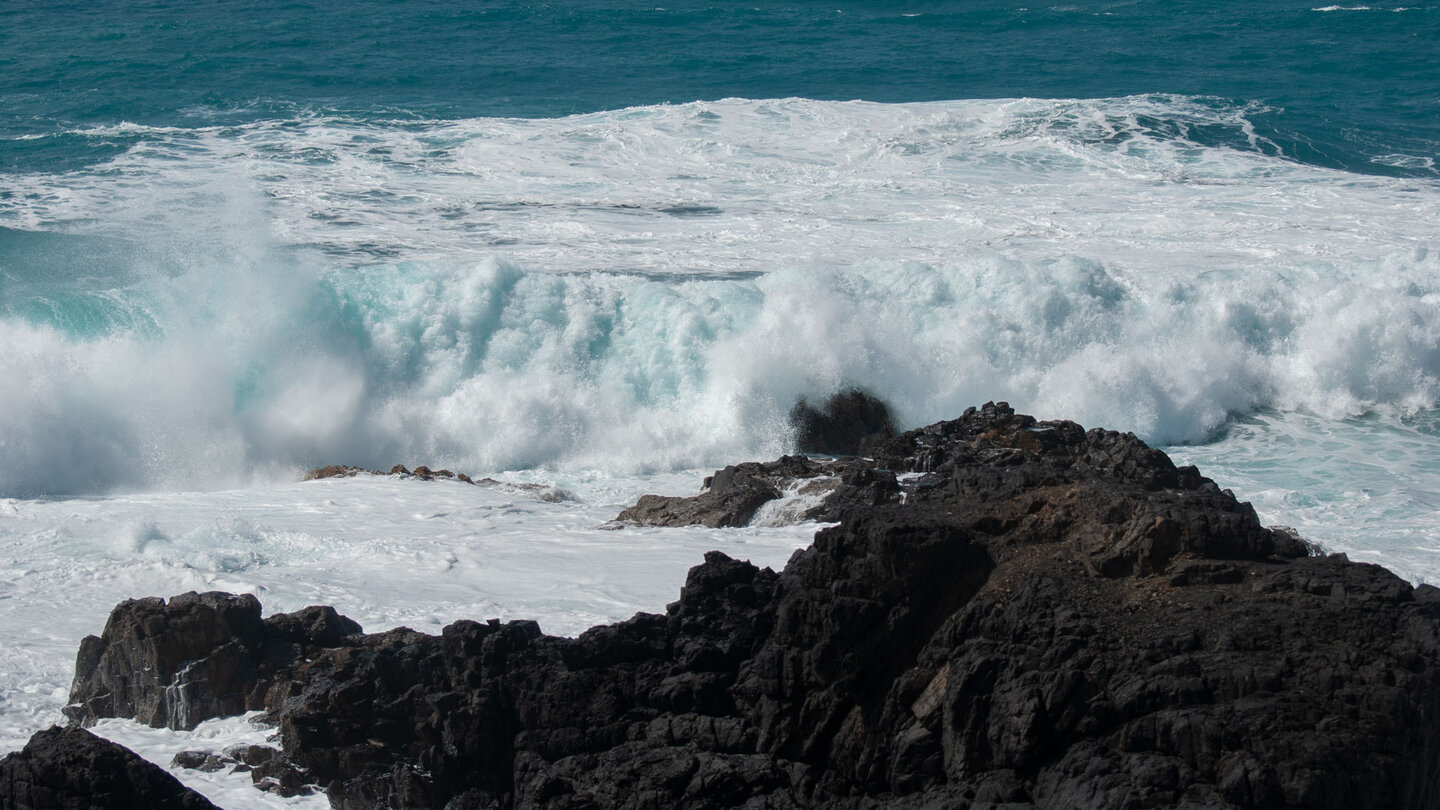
0,726,219,809
613,454,911,529
64,591,268,731
51,403,1440,808
789,388,897,457
66,596,361,731
615,389,900,529
172,744,320,797
304,463,576,502
615,454,860,528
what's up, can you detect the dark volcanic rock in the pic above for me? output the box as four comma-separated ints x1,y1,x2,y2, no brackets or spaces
65,591,265,730
615,454,842,528
171,749,228,773
71,402,1440,809
613,454,894,528
170,743,318,797
790,388,896,456
0,726,218,809
66,594,362,731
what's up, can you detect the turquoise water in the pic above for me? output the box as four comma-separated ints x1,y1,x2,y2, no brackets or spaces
2,1,1436,176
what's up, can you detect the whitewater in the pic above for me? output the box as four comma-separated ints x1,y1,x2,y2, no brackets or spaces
2,96,1439,806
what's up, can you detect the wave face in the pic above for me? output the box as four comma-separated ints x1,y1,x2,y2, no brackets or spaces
2,0,1436,179
1,97,1438,497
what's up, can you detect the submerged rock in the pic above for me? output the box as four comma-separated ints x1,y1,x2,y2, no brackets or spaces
303,464,369,480
302,463,576,502
170,743,318,797
0,726,218,809
62,403,1440,808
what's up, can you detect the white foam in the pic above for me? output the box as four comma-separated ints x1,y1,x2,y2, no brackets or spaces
1373,153,1436,170
747,475,840,527
3,97,1432,270
88,714,327,810
6,248,1440,495
2,98,1438,495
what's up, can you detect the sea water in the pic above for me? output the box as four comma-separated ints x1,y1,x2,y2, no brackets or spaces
1,2,1437,806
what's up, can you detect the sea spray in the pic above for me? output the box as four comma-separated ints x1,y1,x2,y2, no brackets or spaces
5,245,1440,497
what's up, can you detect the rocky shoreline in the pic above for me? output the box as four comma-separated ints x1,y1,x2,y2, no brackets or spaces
303,464,576,503
6,402,1440,808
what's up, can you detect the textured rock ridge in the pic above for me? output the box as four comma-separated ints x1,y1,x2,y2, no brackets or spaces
57,403,1440,808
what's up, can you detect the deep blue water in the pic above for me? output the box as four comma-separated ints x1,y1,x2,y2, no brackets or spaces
1,0,1437,177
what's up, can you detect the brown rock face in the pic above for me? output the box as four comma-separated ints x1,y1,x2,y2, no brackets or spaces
56,403,1440,809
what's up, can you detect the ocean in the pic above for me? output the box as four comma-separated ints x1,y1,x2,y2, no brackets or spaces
1,1,1438,805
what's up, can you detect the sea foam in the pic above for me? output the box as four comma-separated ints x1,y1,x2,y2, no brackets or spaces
1,97,1437,497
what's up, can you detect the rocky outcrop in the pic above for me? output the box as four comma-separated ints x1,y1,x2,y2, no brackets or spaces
66,595,361,731
305,463,474,482
0,726,218,809
612,453,905,529
65,592,266,730
615,454,850,528
57,403,1440,808
789,388,896,456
